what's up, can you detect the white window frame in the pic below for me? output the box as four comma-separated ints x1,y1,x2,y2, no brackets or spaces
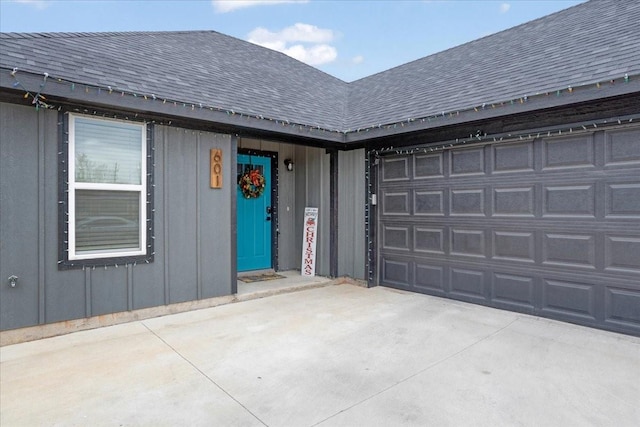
68,114,147,260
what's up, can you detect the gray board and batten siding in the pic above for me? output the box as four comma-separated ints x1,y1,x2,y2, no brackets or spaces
376,125,640,336
0,103,235,331
339,149,366,280
238,138,366,280
238,138,329,273
0,114,367,331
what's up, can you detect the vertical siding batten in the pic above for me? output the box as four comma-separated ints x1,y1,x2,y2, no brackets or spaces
127,265,133,311
329,150,338,277
196,134,202,300
163,126,170,305
230,135,238,293
294,145,307,269
321,150,331,276
38,109,46,324
84,269,91,317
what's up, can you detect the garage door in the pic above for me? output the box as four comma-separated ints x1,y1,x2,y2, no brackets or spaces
377,125,640,336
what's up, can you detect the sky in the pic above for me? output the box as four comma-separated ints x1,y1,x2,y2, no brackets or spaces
0,0,585,82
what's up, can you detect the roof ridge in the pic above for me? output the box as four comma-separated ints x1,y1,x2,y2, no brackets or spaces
0,30,220,40
0,29,348,83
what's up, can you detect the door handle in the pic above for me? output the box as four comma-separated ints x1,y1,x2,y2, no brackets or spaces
266,216,271,221
266,206,272,214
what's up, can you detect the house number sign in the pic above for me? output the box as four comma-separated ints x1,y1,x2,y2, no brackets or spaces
210,149,223,188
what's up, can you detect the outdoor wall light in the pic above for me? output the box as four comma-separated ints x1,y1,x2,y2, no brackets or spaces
284,159,294,171
7,275,18,288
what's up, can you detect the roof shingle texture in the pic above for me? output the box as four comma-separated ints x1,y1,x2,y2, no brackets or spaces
1,0,639,133
0,30,348,130
345,0,640,130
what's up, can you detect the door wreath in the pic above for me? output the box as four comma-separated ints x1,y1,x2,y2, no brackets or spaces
238,169,266,199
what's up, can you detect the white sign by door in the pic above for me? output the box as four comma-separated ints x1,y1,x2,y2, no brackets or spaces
301,207,319,276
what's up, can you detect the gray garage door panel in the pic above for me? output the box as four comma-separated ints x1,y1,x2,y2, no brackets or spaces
378,126,640,336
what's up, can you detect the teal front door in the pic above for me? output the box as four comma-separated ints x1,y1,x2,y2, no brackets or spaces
237,153,272,272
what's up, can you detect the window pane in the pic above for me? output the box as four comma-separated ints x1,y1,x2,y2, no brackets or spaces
75,117,142,184
75,190,140,253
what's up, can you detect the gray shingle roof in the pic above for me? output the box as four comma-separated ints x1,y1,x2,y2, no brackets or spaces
0,30,348,130
1,0,639,137
346,0,640,130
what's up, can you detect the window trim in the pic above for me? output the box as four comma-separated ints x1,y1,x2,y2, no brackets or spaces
59,111,154,269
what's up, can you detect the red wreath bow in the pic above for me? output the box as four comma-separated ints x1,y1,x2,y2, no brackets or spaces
249,169,262,186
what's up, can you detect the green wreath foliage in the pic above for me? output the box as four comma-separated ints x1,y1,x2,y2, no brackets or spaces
238,169,266,199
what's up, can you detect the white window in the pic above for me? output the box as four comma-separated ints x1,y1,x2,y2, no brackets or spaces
68,114,147,260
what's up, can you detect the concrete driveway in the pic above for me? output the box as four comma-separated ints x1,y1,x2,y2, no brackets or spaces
2,284,639,426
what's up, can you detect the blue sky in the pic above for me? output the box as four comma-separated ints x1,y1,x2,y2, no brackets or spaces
0,0,585,82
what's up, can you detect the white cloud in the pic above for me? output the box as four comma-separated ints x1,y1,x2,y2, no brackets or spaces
500,3,511,13
212,0,308,13
249,23,334,44
13,0,50,9
351,55,364,65
283,44,337,66
247,23,338,66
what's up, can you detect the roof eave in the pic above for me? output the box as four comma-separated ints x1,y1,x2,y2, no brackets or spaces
342,79,640,144
0,69,347,144
4,68,639,147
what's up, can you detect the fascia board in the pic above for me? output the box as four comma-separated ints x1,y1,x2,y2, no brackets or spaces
342,79,640,144
0,69,347,144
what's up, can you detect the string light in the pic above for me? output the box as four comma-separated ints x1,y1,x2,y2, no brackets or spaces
370,114,640,158
8,68,637,138
54,115,155,271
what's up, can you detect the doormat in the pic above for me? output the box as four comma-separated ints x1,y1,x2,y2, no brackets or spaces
238,273,286,283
